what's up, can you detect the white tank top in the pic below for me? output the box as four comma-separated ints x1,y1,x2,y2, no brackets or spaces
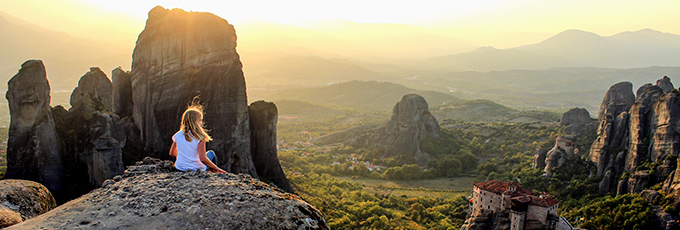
173,130,207,171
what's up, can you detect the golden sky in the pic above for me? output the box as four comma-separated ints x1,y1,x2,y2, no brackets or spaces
1,0,680,49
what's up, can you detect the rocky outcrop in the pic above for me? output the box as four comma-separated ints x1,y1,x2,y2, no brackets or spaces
4,60,65,199
657,76,675,93
591,77,680,195
560,107,594,136
130,6,256,176
8,158,328,230
597,81,635,121
649,91,680,162
591,82,635,180
249,101,294,193
111,67,133,117
532,147,547,170
543,136,576,172
560,107,592,126
357,94,442,165
70,67,112,115
0,180,56,228
69,68,126,187
626,86,664,171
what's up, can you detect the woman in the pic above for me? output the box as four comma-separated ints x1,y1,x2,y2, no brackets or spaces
169,103,226,173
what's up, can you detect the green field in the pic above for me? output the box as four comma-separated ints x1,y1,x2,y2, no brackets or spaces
334,176,474,198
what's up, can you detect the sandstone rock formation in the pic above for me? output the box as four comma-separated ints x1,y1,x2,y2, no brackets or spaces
560,107,592,127
543,136,576,172
657,76,675,93
70,67,112,115
249,101,294,193
130,6,256,176
597,81,635,121
560,107,594,135
590,77,680,195
4,60,65,198
626,86,664,171
359,94,442,165
69,68,126,187
532,147,547,170
9,158,328,230
0,180,56,228
649,90,680,162
111,67,133,117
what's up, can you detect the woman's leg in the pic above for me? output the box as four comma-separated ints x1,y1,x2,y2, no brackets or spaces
206,150,217,164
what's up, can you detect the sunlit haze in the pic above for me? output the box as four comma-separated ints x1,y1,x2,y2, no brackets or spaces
2,0,680,49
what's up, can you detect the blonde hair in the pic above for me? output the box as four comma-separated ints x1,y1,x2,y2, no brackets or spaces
180,103,212,142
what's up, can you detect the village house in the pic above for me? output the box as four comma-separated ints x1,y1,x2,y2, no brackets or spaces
470,180,572,230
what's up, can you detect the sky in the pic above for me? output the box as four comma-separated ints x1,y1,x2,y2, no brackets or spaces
1,0,679,49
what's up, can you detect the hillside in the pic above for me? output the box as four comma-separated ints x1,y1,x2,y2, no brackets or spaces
269,81,460,112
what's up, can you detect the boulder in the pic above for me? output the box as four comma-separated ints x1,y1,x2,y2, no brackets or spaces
4,60,64,198
356,94,442,165
111,67,133,117
0,180,56,228
8,158,328,230
249,101,294,193
130,6,256,176
625,86,663,172
656,76,675,93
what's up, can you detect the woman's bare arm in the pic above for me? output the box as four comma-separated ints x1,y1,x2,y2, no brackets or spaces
198,140,226,173
169,142,178,157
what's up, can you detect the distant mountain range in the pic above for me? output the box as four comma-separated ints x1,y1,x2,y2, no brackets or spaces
0,10,131,90
425,29,680,71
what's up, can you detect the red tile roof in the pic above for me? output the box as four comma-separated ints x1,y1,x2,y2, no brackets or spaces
473,180,533,195
474,180,559,207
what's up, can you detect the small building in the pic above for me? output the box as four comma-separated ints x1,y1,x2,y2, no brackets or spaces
471,180,563,230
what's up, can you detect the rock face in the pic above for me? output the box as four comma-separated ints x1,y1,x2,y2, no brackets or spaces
650,91,680,162
69,68,126,187
560,107,592,126
130,6,256,176
590,77,680,195
626,86,664,171
590,82,635,192
657,76,675,93
0,180,56,228
359,94,442,165
543,136,576,172
4,60,65,198
249,101,294,193
70,67,112,113
560,107,594,135
111,67,133,117
597,81,635,121
8,158,328,230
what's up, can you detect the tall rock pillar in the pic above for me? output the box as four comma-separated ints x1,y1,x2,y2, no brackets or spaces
130,6,256,176
249,101,294,193
5,60,64,197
